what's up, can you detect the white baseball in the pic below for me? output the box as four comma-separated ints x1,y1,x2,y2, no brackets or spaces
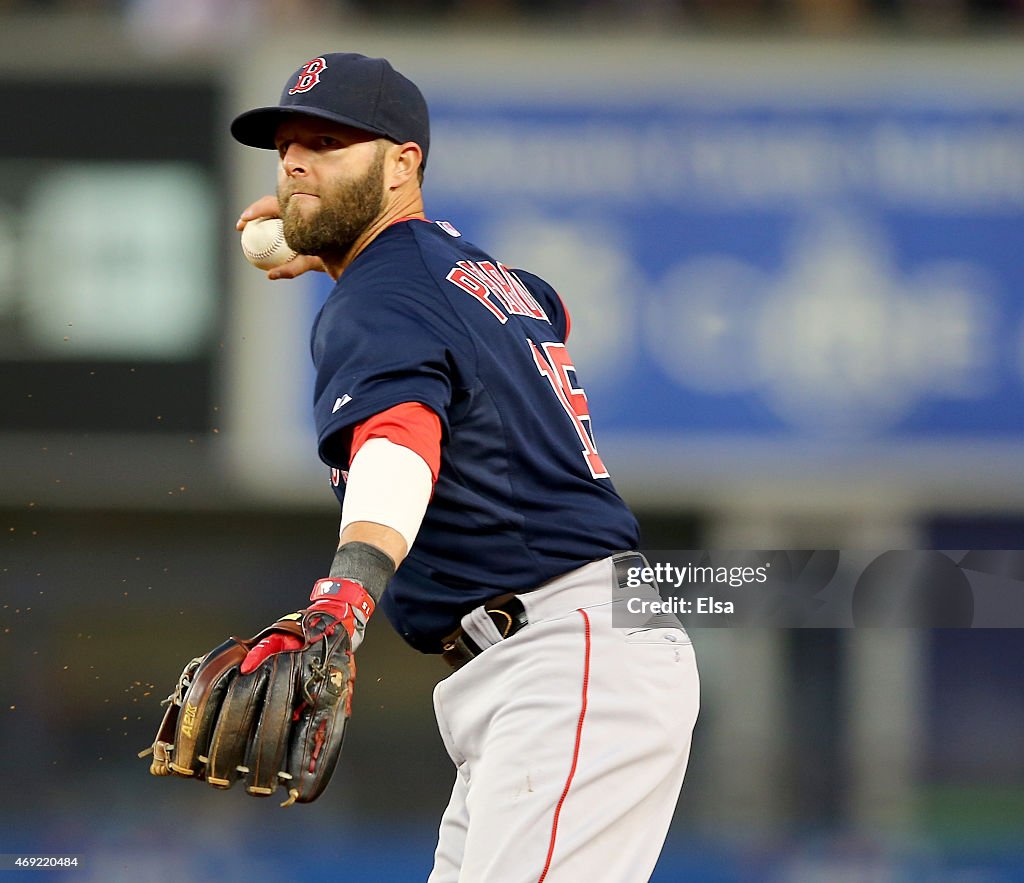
240,217,299,270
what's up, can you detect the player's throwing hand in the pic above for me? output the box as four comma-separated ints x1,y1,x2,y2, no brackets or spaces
236,195,327,280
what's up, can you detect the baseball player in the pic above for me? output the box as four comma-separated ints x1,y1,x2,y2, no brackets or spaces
150,52,699,881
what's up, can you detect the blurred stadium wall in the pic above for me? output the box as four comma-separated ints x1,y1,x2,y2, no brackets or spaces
1,8,1022,882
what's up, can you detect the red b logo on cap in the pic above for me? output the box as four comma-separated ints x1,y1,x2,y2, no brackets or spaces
289,57,327,95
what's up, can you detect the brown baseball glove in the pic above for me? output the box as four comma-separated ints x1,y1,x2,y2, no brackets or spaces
140,578,373,806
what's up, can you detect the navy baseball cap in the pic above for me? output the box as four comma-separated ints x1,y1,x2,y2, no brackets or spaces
230,52,430,165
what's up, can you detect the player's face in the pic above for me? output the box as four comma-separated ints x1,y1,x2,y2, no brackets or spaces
274,119,387,259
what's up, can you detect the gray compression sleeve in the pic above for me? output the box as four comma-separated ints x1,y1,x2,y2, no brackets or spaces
329,541,396,605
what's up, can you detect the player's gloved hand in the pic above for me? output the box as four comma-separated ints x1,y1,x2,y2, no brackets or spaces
236,195,328,280
140,578,374,806
241,577,374,672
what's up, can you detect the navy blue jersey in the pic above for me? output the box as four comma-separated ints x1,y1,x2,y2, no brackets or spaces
311,219,639,652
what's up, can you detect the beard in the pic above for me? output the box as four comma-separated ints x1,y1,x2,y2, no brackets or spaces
278,145,386,260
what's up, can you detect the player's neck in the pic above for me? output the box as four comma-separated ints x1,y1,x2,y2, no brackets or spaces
324,189,426,279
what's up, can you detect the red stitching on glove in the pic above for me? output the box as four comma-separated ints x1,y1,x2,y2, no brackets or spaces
309,719,328,773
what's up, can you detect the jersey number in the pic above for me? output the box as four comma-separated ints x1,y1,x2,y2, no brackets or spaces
529,339,609,480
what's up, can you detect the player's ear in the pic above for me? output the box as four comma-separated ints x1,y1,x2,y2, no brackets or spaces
387,141,423,190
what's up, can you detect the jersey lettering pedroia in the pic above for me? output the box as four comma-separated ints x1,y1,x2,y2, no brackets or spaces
312,219,639,652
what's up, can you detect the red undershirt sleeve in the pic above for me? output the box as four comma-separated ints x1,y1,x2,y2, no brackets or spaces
349,402,443,483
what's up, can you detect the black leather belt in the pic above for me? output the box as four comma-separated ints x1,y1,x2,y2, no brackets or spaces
612,551,648,590
441,592,529,670
440,553,649,670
